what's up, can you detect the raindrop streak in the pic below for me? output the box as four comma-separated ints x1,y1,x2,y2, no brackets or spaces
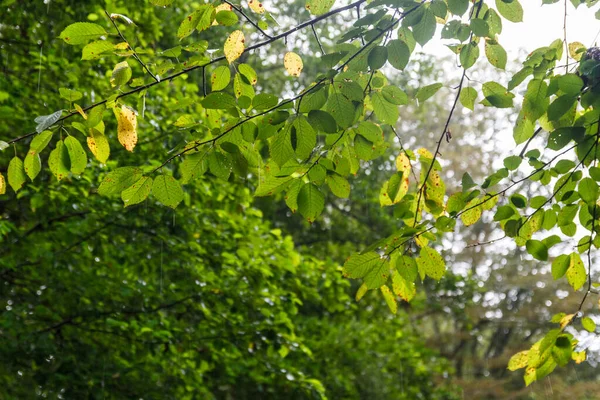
37,44,43,93
160,240,163,296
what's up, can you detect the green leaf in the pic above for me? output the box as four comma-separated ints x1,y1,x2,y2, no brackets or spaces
59,88,83,102
547,127,585,150
252,93,279,110
526,240,548,261
202,92,236,109
387,40,410,70
503,155,522,170
481,81,514,108
293,116,316,160
523,79,549,121
416,83,443,103
326,174,351,198
326,93,355,128
110,61,132,88
181,152,208,183
64,136,87,175
566,253,586,291
459,87,477,110
308,110,338,133
178,5,215,39
495,0,523,22
8,157,27,192
368,46,387,70
152,175,184,208
297,183,324,222
460,42,479,69
59,22,107,45
485,39,507,69
557,73,584,95
98,167,144,196
121,176,153,207
211,66,231,91
24,152,41,181
255,174,293,197
582,316,596,332
578,177,598,204
29,131,53,153
215,10,238,26
447,0,469,15
381,86,408,105
371,92,398,125
305,0,335,15
48,140,71,181
82,40,114,60
547,94,577,121
416,247,446,281
412,9,436,46
208,151,232,180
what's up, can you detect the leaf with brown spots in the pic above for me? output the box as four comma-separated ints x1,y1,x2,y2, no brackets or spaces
116,105,138,152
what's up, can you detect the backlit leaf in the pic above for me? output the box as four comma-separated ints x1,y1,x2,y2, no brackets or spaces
116,105,138,151
224,30,245,64
284,52,303,77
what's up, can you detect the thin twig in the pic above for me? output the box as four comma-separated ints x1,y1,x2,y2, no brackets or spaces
412,1,483,226
9,0,371,146
151,2,426,172
223,0,272,38
105,10,158,82
311,24,325,55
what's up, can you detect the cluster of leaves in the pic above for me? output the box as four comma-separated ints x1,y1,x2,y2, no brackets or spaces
2,0,600,387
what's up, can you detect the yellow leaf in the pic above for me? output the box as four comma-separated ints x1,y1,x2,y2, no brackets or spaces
74,103,87,120
212,3,232,25
116,105,137,152
284,52,303,77
395,153,411,173
0,173,5,195
507,350,529,371
248,0,265,14
572,351,586,364
114,42,129,50
380,285,397,314
355,283,368,301
224,30,245,64
568,42,585,61
87,128,110,163
559,313,575,329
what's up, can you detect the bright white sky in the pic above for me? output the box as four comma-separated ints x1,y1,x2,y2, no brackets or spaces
425,2,599,62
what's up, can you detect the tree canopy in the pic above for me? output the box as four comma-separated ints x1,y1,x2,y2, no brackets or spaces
2,0,600,397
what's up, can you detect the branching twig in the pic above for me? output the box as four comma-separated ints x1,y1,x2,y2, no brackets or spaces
151,2,426,172
223,0,272,38
8,0,372,146
105,11,158,82
412,1,483,226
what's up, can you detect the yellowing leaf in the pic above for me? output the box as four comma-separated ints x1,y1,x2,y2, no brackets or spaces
416,247,445,281
508,350,529,371
248,0,265,14
380,285,397,314
0,173,6,195
396,153,411,172
224,30,245,64
212,3,233,25
74,103,88,120
284,52,303,77
87,128,110,163
568,42,585,61
355,283,368,301
559,313,575,329
116,105,138,152
572,351,586,364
